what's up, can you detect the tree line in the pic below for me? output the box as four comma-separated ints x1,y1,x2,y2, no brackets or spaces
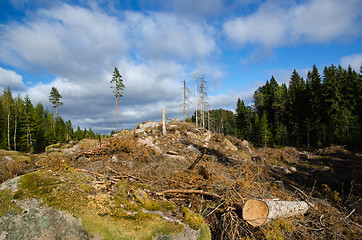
189,64,362,149
0,87,101,153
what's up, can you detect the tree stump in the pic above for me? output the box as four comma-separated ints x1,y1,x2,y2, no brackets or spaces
242,199,308,227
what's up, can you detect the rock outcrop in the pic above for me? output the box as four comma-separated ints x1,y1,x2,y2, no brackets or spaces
0,169,210,240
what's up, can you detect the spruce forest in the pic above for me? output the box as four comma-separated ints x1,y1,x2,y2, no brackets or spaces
0,88,100,152
0,63,361,153
190,64,362,149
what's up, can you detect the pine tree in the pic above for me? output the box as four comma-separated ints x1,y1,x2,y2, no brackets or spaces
236,98,247,138
49,87,63,119
260,112,270,148
110,67,125,132
33,103,46,152
55,116,67,142
306,65,322,146
287,69,306,146
65,120,73,141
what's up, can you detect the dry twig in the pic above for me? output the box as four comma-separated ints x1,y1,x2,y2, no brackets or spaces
162,189,221,199
74,168,119,182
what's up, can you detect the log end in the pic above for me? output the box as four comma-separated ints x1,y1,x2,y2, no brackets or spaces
242,199,269,227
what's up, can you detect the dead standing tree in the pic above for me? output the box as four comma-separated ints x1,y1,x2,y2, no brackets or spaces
199,75,208,128
182,79,191,121
194,73,198,127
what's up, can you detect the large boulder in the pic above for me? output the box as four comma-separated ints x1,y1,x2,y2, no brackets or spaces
135,121,159,134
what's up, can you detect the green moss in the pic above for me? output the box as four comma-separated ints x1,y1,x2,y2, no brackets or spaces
79,184,93,194
180,207,211,240
198,223,212,240
134,189,161,211
114,196,141,213
18,171,88,213
0,149,31,163
263,218,295,240
160,200,176,212
18,171,63,200
14,170,187,240
181,207,204,230
79,209,184,240
115,179,153,192
144,199,161,211
0,189,21,218
45,143,61,152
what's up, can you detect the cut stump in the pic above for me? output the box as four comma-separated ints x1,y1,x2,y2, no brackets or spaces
242,199,308,227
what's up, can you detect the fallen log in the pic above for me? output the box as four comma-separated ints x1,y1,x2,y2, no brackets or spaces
162,189,221,199
242,199,308,227
105,166,144,183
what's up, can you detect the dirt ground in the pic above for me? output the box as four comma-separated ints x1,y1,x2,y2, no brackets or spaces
1,120,361,239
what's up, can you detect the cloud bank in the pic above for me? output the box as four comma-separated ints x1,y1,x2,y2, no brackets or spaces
0,0,360,133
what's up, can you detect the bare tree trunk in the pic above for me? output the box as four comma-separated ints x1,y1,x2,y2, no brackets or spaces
162,108,166,135
7,112,10,150
194,73,198,127
14,114,17,151
56,101,58,119
207,105,210,130
201,75,205,128
183,79,187,121
243,199,308,227
116,96,118,132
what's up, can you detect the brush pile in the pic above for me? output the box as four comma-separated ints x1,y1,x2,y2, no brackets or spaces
1,119,361,239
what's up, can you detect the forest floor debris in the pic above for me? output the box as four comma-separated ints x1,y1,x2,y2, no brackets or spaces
1,120,361,239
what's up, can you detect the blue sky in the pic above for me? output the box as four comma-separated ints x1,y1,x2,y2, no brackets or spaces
0,0,361,133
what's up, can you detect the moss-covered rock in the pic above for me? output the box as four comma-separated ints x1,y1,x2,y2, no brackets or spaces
0,170,211,240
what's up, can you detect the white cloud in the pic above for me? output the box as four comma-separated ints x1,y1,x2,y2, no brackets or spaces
0,4,217,76
24,59,186,132
0,3,223,132
341,54,362,71
125,11,216,60
0,4,128,78
223,0,362,47
0,67,25,91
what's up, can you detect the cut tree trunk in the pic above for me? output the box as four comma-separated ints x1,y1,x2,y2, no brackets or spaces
242,199,308,227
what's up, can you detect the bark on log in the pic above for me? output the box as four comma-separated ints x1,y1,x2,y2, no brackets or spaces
242,199,308,227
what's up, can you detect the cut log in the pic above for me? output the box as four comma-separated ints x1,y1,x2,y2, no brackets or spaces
242,199,308,227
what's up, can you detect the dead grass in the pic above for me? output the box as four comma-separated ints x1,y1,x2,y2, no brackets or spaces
0,149,31,183
1,121,361,240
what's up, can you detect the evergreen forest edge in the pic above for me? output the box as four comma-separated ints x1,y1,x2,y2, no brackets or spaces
187,64,362,150
0,63,361,153
0,89,105,153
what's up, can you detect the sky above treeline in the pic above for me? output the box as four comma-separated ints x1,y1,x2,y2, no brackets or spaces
0,0,361,133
